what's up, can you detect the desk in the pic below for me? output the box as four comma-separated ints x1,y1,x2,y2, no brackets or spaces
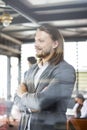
67,118,87,130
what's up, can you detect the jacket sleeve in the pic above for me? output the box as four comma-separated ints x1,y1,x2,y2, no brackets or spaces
20,63,76,111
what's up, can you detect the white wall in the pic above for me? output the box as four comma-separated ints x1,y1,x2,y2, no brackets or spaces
21,43,36,81
64,41,87,72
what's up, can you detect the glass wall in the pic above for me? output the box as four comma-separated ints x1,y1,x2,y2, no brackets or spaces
0,56,19,100
21,43,36,81
10,57,19,100
0,55,7,99
0,41,87,99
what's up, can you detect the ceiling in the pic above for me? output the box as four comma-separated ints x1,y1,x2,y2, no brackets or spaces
0,0,87,57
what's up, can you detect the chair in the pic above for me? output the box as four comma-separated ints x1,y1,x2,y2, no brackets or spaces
67,118,87,130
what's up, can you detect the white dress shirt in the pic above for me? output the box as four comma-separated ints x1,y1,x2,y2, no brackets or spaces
80,100,87,118
72,103,79,117
34,62,49,88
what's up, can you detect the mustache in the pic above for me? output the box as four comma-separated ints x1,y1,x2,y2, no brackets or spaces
35,46,41,50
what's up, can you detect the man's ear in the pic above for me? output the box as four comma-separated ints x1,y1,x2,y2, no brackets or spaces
53,41,59,49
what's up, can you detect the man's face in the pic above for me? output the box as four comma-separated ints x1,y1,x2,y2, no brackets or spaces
35,29,58,59
75,97,83,105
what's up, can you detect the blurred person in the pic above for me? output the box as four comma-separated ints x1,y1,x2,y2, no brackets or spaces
73,93,84,118
9,83,28,125
27,56,37,67
79,94,87,118
17,24,76,130
0,98,7,115
67,93,87,130
73,93,87,118
24,56,37,78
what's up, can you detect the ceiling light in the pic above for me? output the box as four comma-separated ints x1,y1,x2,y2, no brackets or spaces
0,13,13,27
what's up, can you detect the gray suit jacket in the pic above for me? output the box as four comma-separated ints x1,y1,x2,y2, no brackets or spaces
19,60,76,130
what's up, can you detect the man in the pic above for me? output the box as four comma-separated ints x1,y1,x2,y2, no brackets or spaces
73,93,87,118
81,97,87,118
17,24,76,130
67,94,87,130
73,93,84,118
24,56,37,78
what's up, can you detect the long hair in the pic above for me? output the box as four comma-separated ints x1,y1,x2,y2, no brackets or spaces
38,24,64,65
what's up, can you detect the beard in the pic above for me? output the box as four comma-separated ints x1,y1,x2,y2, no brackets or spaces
36,49,51,59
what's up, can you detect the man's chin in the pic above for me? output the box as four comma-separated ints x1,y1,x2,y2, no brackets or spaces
36,51,50,58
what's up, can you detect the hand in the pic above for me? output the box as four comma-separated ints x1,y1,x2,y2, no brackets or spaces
17,83,28,97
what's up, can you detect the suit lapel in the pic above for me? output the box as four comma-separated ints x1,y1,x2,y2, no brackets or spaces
34,64,54,91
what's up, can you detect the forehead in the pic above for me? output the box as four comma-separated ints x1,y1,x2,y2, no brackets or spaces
35,29,51,39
